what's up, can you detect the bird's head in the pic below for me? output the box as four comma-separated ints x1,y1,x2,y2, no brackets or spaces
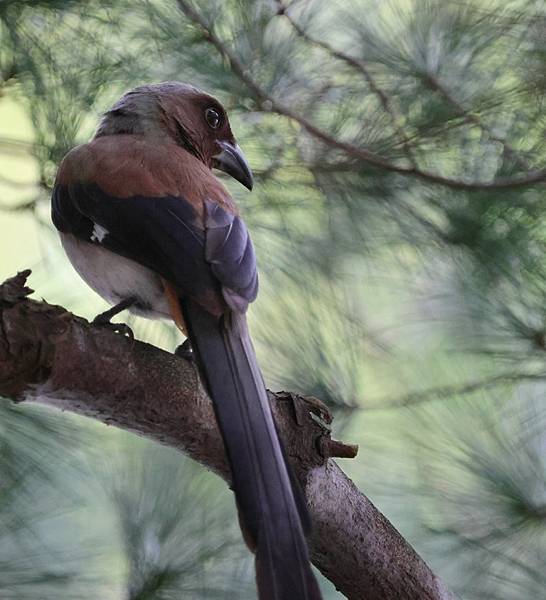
96,82,253,190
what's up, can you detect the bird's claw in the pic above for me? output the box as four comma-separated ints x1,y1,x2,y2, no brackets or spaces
175,338,194,361
92,318,134,339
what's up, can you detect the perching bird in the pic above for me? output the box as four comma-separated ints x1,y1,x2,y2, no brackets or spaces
51,82,322,600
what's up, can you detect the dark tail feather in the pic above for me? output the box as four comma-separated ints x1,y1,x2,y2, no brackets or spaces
181,298,322,600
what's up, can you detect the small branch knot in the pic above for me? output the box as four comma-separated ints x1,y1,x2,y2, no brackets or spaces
318,437,359,459
0,270,33,305
303,394,332,426
274,391,333,429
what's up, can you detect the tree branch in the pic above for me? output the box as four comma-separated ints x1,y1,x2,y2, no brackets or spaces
275,0,418,168
278,3,536,176
0,198,37,213
422,74,533,172
176,0,545,192
362,371,545,411
0,271,455,600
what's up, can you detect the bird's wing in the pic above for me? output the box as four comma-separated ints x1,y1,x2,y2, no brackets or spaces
52,136,258,315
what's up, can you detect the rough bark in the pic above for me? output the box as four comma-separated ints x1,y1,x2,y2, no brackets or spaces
0,271,455,600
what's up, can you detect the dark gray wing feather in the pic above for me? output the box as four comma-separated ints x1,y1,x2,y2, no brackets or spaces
52,183,258,313
204,199,258,310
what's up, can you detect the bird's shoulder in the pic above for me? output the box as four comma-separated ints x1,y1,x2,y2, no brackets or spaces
55,134,237,217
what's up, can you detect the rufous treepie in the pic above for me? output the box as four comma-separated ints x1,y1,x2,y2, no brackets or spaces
51,82,322,600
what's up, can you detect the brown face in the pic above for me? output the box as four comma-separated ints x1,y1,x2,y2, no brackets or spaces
159,84,253,190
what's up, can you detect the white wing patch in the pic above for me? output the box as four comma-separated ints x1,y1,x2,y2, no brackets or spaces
91,223,109,243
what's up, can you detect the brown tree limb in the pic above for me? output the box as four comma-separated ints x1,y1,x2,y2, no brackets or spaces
0,271,455,600
176,0,545,192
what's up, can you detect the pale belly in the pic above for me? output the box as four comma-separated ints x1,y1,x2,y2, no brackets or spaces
60,232,170,319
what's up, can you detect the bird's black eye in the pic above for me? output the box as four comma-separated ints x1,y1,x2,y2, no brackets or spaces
205,107,222,129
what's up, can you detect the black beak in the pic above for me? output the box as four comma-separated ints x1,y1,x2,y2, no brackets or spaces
212,141,253,191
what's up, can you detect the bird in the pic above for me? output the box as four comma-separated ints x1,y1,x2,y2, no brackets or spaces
51,82,322,600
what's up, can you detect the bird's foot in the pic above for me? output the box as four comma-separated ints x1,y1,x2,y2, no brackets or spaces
175,338,194,361
92,298,136,339
92,314,134,339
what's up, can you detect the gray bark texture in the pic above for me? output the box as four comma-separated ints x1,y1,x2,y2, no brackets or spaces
0,271,455,600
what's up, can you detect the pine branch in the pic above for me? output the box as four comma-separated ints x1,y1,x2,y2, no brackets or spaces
0,174,37,189
0,271,455,600
176,0,546,191
363,371,545,411
0,199,37,212
275,0,418,168
0,136,37,156
422,74,533,171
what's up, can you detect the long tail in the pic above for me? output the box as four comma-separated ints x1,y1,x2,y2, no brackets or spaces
181,298,322,600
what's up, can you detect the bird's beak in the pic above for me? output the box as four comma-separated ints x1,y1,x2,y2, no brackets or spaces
213,141,253,191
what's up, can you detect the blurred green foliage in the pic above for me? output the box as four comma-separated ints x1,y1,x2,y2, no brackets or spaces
0,0,545,598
